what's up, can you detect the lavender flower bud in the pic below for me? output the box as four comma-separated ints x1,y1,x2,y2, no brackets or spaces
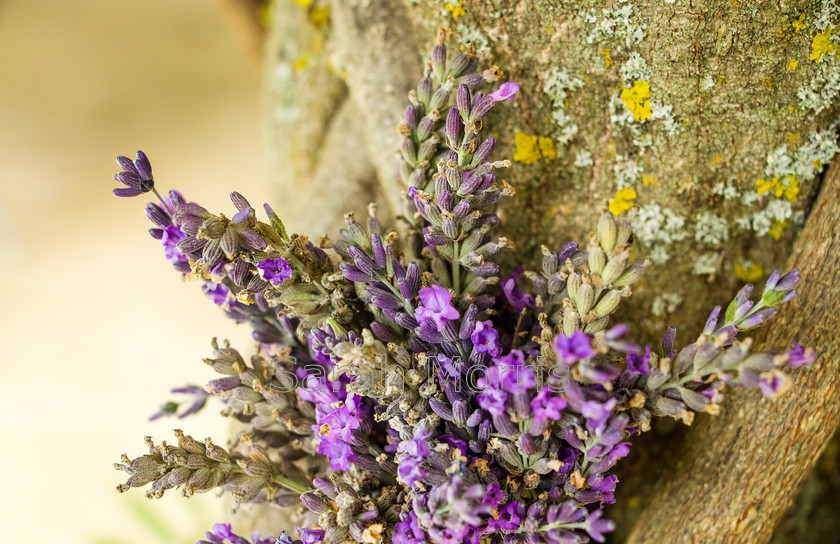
431,45,446,79
614,263,645,287
366,286,402,310
459,304,478,338
452,401,468,425
448,52,470,78
404,105,419,129
740,307,777,329
145,203,171,228
417,116,436,141
472,137,496,166
417,77,433,105
371,234,387,268
469,96,496,120
401,138,417,164
456,84,471,115
429,398,453,421
518,433,537,455
598,213,618,253
445,107,462,146
349,245,378,276
430,87,450,112
662,326,676,357
703,306,721,335
474,420,491,445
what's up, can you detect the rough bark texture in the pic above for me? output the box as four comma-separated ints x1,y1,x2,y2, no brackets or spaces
256,0,840,541
626,156,840,543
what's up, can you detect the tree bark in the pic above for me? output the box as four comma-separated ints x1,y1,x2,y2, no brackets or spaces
259,0,840,541
626,155,840,544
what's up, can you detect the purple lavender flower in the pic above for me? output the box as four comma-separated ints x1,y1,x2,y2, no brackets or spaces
394,511,426,544
415,285,459,331
397,427,432,487
196,523,276,544
256,256,293,286
317,439,355,471
160,225,188,266
788,343,816,368
488,501,520,532
471,320,501,356
758,370,791,398
553,330,595,364
581,398,617,431
488,81,520,102
113,151,154,197
202,282,231,306
626,346,651,375
295,527,325,544
531,387,567,426
501,266,535,313
477,387,508,416
585,509,616,543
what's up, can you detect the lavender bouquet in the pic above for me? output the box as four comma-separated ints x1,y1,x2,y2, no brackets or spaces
112,35,817,544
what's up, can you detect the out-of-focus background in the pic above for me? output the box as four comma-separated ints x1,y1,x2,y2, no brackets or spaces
0,1,270,542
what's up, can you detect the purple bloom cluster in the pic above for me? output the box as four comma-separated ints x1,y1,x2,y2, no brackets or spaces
112,35,818,544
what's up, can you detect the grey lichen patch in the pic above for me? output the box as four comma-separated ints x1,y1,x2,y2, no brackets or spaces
650,291,684,317
543,68,586,144
632,203,688,264
692,252,721,276
585,1,647,52
693,212,729,246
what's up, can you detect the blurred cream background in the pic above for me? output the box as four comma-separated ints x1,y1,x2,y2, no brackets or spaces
0,1,272,542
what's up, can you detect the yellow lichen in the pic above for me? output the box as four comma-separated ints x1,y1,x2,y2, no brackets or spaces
446,1,465,18
810,27,838,63
779,14,807,42
620,81,652,122
787,132,800,144
538,137,557,160
513,132,556,164
311,7,330,28
769,220,788,240
609,187,637,216
642,175,658,185
601,48,614,68
735,262,764,282
755,175,800,202
787,59,799,71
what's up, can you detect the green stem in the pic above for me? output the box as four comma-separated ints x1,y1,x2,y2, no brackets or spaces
452,240,461,294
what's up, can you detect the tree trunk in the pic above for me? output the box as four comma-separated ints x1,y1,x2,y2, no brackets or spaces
626,155,840,543
259,0,840,541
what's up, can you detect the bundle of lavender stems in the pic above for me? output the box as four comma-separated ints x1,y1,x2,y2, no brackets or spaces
112,34,816,544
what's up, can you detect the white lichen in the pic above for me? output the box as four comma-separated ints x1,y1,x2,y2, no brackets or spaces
738,200,793,236
694,212,729,245
633,203,688,263
574,149,594,167
712,178,740,200
650,102,681,136
613,156,643,189
701,74,716,92
543,69,586,145
620,53,652,81
692,253,720,276
798,54,840,113
764,129,839,183
585,2,647,52
651,292,683,316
